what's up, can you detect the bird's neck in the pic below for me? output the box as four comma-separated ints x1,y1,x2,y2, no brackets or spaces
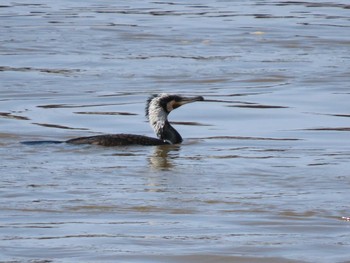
161,121,183,144
149,109,182,144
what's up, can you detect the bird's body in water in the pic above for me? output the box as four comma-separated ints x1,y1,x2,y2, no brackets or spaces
23,94,204,146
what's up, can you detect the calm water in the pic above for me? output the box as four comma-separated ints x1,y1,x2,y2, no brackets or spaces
1,1,350,262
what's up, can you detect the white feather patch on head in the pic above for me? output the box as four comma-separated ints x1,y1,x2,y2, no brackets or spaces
147,94,169,138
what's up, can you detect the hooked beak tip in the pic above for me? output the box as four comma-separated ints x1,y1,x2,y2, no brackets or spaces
183,96,204,103
172,95,205,109
197,96,204,101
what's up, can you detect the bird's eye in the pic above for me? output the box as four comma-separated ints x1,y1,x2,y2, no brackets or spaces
174,97,181,102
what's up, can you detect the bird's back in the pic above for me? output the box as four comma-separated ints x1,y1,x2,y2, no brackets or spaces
66,134,168,146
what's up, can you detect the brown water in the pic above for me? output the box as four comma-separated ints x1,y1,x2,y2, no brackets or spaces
1,1,350,262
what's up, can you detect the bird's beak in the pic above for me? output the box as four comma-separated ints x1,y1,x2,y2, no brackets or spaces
174,96,204,108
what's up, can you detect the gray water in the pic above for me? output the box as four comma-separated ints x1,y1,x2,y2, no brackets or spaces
1,1,350,262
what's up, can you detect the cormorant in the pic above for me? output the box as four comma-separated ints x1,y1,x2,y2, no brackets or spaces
24,94,204,146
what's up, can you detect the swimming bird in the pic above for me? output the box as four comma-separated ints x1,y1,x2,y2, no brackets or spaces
25,94,204,146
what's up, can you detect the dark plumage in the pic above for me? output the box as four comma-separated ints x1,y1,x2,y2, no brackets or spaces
66,134,166,146
23,94,204,147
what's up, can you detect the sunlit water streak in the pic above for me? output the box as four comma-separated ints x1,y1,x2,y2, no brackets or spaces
1,1,350,262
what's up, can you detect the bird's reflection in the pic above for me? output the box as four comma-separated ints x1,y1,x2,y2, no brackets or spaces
148,144,181,170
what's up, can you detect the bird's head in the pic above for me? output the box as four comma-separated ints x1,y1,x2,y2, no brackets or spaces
146,93,204,118
145,93,204,143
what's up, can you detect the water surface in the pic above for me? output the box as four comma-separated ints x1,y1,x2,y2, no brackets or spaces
1,1,350,262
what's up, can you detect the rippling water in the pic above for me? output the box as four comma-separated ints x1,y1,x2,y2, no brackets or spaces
1,1,350,262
